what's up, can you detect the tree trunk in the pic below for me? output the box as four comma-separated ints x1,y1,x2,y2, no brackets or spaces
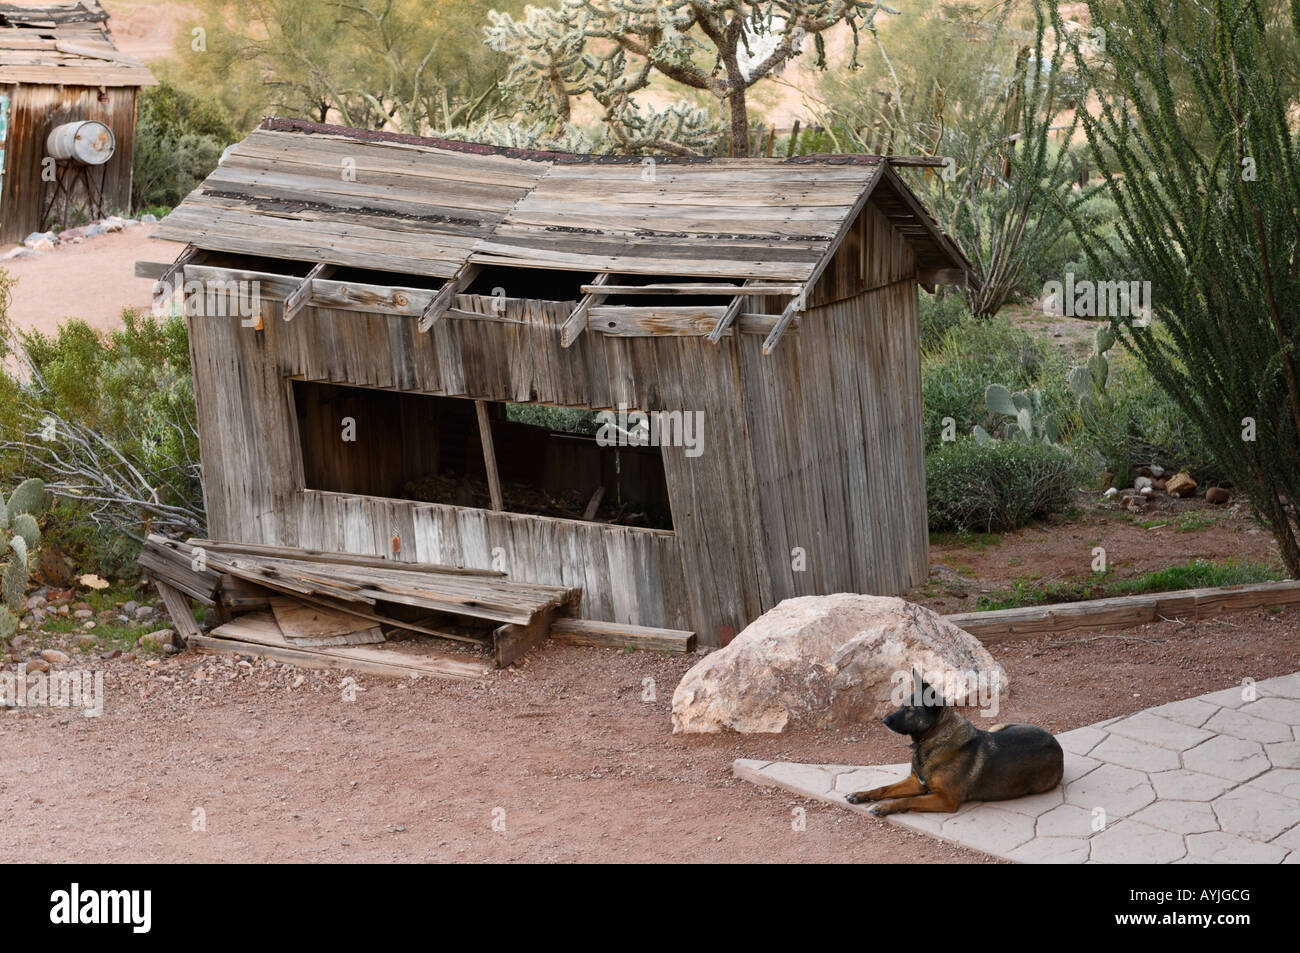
728,85,749,157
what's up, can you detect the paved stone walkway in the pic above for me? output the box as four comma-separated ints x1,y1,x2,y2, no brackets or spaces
734,672,1300,863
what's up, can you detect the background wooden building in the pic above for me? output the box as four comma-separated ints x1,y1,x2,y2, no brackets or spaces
144,117,969,648
0,0,155,242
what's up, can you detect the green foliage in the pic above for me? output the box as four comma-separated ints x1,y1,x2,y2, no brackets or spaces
922,313,1074,450
1054,0,1300,574
506,403,600,435
487,0,893,156
974,384,1061,444
0,297,203,572
926,438,1086,533
822,0,1098,315
918,292,970,352
131,81,236,211
0,477,47,641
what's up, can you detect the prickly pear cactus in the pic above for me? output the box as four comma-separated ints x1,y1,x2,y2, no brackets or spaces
0,478,47,641
976,384,1060,444
1069,326,1117,418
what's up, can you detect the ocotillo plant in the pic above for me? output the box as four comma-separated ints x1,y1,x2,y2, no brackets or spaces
0,478,46,641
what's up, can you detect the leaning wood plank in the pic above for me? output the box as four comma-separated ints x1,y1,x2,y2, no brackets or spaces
549,617,696,654
188,537,506,577
762,162,887,355
581,486,606,521
192,633,491,680
709,279,753,344
418,261,482,331
154,580,202,642
945,579,1300,642
282,262,332,321
559,271,610,347
475,400,505,512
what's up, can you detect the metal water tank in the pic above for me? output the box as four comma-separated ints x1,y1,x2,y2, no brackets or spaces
45,120,115,165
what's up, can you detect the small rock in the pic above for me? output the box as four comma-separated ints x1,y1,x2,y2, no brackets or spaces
134,605,155,620
1103,487,1119,499
26,657,50,674
1,246,33,261
73,609,93,620
1206,486,1231,504
84,223,107,237
1140,486,1153,496
1120,494,1148,512
102,216,126,232
24,595,46,610
123,600,140,616
1165,472,1198,498
141,213,158,224
102,649,122,660
1134,476,1153,492
76,635,97,648
40,649,70,663
1150,464,1165,477
139,628,175,650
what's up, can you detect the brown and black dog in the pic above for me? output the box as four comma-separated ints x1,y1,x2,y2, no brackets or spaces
846,671,1063,815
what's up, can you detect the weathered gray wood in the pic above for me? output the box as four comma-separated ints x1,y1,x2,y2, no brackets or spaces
560,271,610,347
475,400,504,512
549,617,695,653
283,263,332,321
419,261,482,330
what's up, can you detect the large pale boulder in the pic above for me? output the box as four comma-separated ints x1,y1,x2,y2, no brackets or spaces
671,594,1007,734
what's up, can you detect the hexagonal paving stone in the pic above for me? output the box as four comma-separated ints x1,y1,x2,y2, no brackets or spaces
1148,769,1235,801
938,806,1037,856
1239,697,1300,725
994,786,1065,816
1204,707,1293,744
1057,726,1108,756
1182,735,1270,781
757,761,836,796
832,766,908,796
1270,823,1300,854
1008,836,1090,864
1184,831,1289,863
1212,786,1300,840
1065,763,1156,817
1257,673,1300,699
1148,697,1221,728
1250,768,1300,801
1063,754,1102,785
1197,685,1253,709
1132,799,1220,835
1036,803,1099,838
1090,820,1187,863
1265,741,1300,769
1107,712,1215,751
1090,732,1181,771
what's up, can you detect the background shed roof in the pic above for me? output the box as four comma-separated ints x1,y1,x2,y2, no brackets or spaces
0,0,157,86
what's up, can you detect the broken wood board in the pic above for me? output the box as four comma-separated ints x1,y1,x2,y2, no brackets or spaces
155,580,202,643
548,618,695,654
192,629,492,680
269,597,386,646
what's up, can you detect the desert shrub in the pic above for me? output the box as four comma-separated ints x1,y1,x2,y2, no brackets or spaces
131,81,236,212
918,292,969,352
0,293,202,579
921,314,1075,451
926,438,1086,533
1073,343,1222,486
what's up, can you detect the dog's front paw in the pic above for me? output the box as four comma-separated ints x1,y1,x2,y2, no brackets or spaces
868,799,907,816
845,790,877,804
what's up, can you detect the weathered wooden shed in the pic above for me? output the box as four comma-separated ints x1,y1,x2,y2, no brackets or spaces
143,117,969,649
0,0,155,242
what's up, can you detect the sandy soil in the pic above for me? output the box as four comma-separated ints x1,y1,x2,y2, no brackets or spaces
1,226,185,335
3,608,1297,863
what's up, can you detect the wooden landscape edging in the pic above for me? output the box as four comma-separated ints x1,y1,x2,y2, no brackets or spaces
945,579,1300,642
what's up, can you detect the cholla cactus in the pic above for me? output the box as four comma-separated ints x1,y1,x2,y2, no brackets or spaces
0,478,46,641
974,384,1061,444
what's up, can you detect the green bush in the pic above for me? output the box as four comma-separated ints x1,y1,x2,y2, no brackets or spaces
131,81,237,212
1073,343,1222,485
927,438,1085,533
918,292,969,352
0,296,202,579
921,313,1075,451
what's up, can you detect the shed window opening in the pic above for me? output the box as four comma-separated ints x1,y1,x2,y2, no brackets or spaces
293,380,673,530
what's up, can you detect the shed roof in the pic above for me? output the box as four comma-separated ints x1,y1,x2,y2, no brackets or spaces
0,0,157,87
156,117,969,285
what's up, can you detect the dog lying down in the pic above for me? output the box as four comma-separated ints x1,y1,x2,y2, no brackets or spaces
846,671,1063,816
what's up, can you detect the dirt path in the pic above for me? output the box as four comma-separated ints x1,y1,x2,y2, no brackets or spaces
1,225,185,335
4,609,1298,862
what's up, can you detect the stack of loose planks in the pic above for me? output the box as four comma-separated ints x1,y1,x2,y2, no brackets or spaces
139,535,582,678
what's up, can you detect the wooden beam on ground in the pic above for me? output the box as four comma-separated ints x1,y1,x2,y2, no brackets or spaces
945,579,1300,643
494,604,560,668
549,617,696,654
418,261,481,331
282,262,332,321
474,400,504,512
763,162,888,355
188,538,505,577
559,271,610,347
